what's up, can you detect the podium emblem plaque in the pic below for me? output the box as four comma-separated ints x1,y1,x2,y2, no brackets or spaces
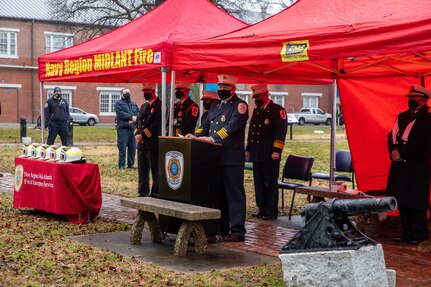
165,151,184,190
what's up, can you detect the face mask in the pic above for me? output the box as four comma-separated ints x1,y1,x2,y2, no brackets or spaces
408,99,419,110
255,99,264,108
175,91,184,99
218,89,231,100
144,93,152,101
123,93,131,99
54,94,61,100
203,102,212,110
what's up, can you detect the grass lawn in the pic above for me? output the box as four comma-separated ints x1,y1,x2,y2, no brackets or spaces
0,124,348,286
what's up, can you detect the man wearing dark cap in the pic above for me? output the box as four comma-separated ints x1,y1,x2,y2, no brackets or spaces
246,84,287,220
135,83,161,197
187,74,249,242
44,87,70,146
387,85,431,244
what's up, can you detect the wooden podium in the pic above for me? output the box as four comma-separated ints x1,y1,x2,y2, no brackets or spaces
158,136,228,236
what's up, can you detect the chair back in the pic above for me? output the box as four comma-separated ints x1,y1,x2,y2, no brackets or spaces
335,150,353,172
282,154,314,182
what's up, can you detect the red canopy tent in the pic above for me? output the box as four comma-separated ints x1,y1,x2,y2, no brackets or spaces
173,0,431,194
37,0,248,137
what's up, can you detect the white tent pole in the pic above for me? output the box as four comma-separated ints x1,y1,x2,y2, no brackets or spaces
169,70,176,136
329,79,337,186
161,67,168,136
39,81,45,143
198,83,203,126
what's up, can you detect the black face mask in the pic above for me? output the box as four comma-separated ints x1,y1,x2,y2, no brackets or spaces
203,102,212,110
255,99,264,108
53,94,61,100
408,100,419,110
123,93,131,99
218,89,231,100
175,91,184,99
144,93,152,101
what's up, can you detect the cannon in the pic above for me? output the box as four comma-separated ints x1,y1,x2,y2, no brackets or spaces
281,197,397,253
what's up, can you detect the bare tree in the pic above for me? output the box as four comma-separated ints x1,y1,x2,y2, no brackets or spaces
47,0,296,41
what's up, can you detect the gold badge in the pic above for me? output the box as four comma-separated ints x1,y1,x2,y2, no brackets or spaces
265,119,269,125
221,115,226,122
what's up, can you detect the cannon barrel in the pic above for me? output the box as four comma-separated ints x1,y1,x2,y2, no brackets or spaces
301,197,397,218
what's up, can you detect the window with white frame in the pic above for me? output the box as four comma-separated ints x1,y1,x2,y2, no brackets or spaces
236,91,250,104
270,92,287,107
302,92,322,108
45,32,73,53
47,88,73,106
0,28,19,58
99,89,121,115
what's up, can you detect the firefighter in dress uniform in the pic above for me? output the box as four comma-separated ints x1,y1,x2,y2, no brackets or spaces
173,82,199,136
135,83,162,197
246,84,287,220
200,90,219,123
186,74,249,242
387,85,431,244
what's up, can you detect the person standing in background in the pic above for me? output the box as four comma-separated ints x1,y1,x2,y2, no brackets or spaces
173,82,199,136
115,88,139,169
44,87,69,146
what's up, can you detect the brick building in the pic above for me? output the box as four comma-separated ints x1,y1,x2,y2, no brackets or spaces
0,0,334,124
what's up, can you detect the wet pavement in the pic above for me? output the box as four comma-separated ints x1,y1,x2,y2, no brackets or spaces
1,172,430,284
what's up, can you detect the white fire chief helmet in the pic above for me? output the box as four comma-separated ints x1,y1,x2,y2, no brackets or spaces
48,146,66,162
59,147,84,163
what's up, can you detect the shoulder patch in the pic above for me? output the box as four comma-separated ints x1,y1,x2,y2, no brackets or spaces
44,103,48,108
238,103,247,114
280,109,286,120
191,106,199,117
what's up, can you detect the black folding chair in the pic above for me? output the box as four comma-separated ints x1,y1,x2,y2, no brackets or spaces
312,149,355,188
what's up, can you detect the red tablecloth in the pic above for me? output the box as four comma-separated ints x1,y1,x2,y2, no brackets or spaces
13,157,102,223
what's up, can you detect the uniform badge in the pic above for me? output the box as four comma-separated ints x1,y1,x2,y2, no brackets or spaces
178,111,182,117
151,108,154,113
265,119,269,125
280,109,286,120
221,115,226,122
191,106,199,117
238,103,247,114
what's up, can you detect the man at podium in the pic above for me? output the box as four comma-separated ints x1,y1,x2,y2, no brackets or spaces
187,74,249,242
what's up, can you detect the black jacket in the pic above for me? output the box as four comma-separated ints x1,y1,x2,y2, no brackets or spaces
174,97,199,136
44,97,69,125
195,95,248,166
246,100,288,162
115,97,139,129
386,105,431,209
136,97,162,150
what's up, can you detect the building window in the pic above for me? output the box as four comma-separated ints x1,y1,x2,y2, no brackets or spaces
302,92,322,108
236,91,250,104
270,92,287,107
0,29,19,58
99,91,121,115
45,32,73,53
47,89,73,106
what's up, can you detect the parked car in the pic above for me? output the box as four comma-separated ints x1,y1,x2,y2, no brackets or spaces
69,107,99,126
294,108,332,126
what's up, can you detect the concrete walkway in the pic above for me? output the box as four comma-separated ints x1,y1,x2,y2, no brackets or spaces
1,172,430,284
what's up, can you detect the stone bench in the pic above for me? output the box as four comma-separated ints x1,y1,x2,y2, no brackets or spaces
120,197,221,256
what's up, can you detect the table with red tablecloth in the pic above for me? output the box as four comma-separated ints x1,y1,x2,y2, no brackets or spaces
13,157,102,223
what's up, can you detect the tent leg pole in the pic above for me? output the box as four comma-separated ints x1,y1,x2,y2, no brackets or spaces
198,83,203,126
169,70,175,137
161,67,168,136
40,82,45,143
329,79,337,188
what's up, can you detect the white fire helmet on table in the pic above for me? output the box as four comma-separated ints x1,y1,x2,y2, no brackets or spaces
59,147,84,163
48,146,67,161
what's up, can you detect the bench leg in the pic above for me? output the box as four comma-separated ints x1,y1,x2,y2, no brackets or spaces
131,211,162,244
174,221,207,256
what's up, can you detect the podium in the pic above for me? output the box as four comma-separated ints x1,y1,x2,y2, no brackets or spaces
158,136,228,235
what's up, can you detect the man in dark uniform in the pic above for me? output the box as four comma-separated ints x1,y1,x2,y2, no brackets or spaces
135,83,161,197
387,85,431,244
173,82,199,136
115,88,139,169
246,84,287,220
187,74,249,242
44,87,70,146
200,90,218,123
